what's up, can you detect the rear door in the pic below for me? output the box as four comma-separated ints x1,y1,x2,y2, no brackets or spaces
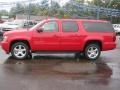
60,20,82,51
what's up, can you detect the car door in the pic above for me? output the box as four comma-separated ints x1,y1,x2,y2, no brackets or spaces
32,20,60,51
60,20,82,51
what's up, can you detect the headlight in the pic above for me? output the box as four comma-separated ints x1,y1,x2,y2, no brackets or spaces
3,36,8,41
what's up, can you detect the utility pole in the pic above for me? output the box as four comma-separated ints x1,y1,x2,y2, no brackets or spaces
51,0,52,6
50,0,53,16
96,0,100,19
96,8,100,19
28,0,30,20
107,0,113,22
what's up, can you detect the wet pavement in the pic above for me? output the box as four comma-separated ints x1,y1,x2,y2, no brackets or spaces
0,36,120,90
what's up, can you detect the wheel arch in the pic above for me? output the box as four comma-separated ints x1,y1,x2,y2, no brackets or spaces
84,40,102,51
9,40,31,52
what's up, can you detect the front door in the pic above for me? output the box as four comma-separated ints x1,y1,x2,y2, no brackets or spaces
32,20,60,51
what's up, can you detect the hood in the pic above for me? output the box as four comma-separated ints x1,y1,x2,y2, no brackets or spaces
0,23,8,27
4,29,29,36
0,22,21,29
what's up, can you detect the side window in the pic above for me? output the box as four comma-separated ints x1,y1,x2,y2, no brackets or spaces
41,21,58,32
62,21,78,32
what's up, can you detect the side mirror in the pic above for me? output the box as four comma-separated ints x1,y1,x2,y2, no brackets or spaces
37,28,44,33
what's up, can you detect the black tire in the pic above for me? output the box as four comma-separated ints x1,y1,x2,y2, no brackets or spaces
84,44,101,60
11,42,29,60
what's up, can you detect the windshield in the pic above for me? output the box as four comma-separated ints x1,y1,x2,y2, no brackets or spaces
29,20,45,31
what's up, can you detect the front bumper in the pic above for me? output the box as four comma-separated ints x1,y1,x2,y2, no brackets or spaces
0,41,10,54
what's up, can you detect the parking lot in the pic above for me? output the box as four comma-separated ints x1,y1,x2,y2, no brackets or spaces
0,36,120,90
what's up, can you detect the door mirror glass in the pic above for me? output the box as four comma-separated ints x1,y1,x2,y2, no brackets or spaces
37,28,44,33
41,21,58,32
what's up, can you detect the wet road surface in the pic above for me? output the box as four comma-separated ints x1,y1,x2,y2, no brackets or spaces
0,36,120,90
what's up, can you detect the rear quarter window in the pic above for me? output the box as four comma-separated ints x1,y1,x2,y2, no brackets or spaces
83,21,114,32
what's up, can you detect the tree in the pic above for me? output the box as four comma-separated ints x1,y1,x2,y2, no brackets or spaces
9,3,26,18
72,0,85,3
62,0,94,18
37,0,49,16
92,0,120,9
0,10,9,16
8,0,119,23
108,0,120,9
50,1,60,16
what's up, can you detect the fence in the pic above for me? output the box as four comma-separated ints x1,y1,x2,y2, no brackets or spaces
0,0,120,23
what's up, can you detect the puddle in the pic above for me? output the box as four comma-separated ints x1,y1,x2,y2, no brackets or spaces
107,63,120,79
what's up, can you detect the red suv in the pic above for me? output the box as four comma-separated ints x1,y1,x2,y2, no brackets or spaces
1,19,116,60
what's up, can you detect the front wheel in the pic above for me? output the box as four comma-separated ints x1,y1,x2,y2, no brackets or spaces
11,42,29,60
84,44,101,60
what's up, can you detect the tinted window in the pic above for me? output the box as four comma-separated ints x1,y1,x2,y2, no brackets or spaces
83,22,114,32
62,21,78,32
42,21,58,32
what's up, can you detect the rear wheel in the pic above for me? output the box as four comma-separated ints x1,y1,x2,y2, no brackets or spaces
11,42,29,60
84,44,101,60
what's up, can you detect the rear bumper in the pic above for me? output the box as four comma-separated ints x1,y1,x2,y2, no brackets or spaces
102,42,116,51
0,41,10,54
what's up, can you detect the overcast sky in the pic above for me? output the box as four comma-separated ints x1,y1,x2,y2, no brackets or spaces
0,0,70,11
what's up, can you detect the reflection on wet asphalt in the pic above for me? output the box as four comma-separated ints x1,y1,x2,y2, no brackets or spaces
0,37,120,90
